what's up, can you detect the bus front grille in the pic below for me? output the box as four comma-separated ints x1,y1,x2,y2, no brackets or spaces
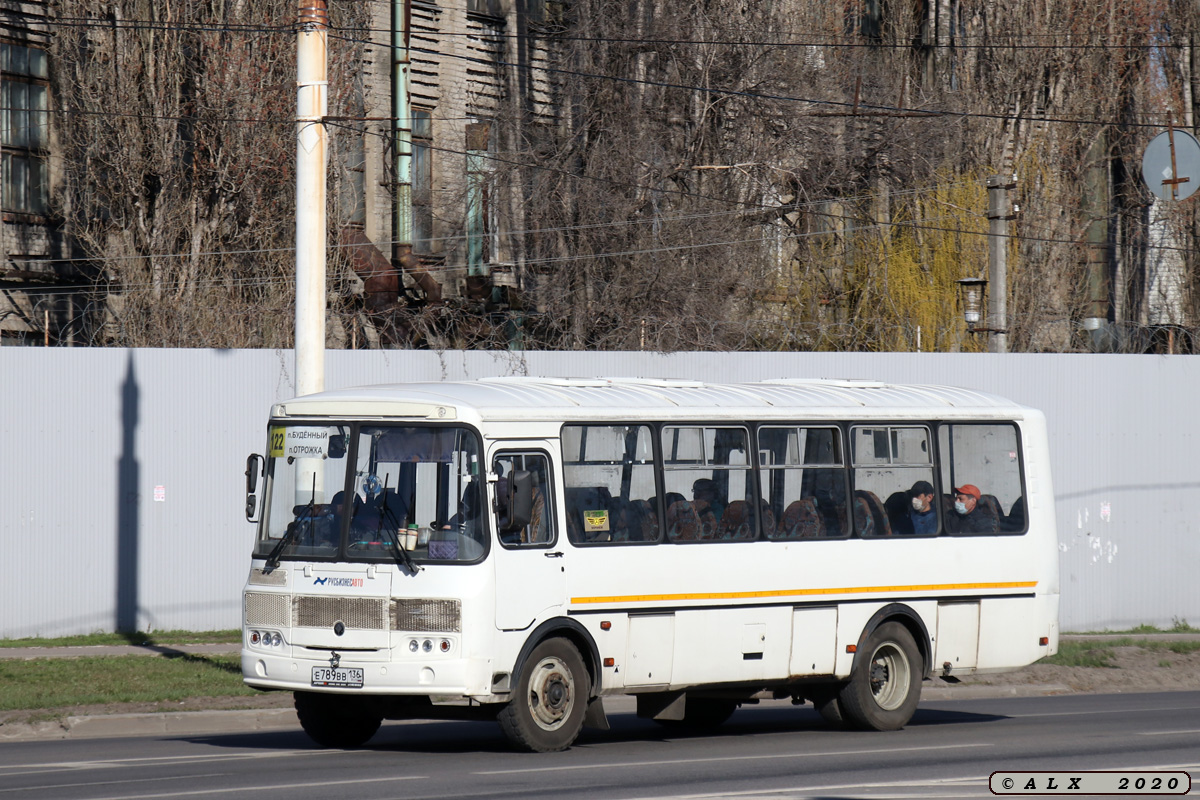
244,591,291,627
246,593,458,633
391,599,461,633
294,595,389,630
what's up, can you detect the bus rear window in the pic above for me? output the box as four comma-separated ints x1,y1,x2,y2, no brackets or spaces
938,423,1026,534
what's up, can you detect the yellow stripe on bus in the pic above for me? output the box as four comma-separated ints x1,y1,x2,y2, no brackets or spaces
570,581,1038,605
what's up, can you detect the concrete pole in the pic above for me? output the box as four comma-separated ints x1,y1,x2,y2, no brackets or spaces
393,0,413,264
295,0,328,397
986,174,1014,354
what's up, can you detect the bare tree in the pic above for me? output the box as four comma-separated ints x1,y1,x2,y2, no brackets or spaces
52,0,369,347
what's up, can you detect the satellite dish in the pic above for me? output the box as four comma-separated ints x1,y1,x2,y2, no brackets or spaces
1142,129,1200,201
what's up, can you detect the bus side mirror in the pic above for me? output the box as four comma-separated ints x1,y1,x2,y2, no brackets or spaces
245,453,264,522
500,470,533,534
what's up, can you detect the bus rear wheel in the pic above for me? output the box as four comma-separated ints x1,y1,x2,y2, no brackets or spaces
498,638,590,752
837,622,922,731
294,691,382,748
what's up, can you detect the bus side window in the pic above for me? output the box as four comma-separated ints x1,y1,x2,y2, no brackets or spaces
562,423,657,546
759,426,849,540
850,425,936,538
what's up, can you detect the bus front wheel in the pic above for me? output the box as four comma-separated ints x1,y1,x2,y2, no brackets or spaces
837,621,922,731
294,691,382,748
498,637,590,752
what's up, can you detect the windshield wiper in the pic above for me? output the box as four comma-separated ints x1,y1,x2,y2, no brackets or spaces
377,477,421,574
265,474,317,572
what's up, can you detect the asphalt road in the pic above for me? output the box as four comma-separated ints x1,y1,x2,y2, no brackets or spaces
1,691,1197,800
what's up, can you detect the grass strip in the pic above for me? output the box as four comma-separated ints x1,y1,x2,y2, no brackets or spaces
1039,637,1200,668
0,654,256,712
1039,640,1117,668
0,630,241,649
1066,620,1199,635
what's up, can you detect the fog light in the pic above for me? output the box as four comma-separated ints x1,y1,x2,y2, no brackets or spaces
440,639,450,653
422,639,433,653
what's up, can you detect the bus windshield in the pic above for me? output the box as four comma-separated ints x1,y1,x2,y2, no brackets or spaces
254,423,487,564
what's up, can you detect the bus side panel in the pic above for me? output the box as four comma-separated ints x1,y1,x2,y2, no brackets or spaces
672,606,791,686
788,606,838,676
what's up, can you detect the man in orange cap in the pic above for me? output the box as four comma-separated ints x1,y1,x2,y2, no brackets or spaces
949,483,993,533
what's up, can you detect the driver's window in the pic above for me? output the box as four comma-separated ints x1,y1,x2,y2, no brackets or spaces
493,452,554,547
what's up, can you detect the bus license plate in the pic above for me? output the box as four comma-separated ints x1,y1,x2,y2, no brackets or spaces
311,666,364,688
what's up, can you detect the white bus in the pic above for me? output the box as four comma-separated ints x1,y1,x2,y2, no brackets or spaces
242,377,1059,752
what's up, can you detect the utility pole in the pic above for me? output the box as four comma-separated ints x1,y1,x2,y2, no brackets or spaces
986,174,1015,354
295,0,328,397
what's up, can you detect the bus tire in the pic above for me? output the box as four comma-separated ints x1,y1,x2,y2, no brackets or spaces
837,622,921,731
498,637,590,752
294,691,382,748
654,698,739,730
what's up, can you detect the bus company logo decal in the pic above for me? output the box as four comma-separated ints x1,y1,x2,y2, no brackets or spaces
313,577,364,588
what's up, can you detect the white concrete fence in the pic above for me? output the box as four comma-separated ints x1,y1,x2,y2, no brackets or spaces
1,348,1195,637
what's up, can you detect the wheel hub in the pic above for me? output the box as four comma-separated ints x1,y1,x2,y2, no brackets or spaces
528,657,574,729
868,642,911,711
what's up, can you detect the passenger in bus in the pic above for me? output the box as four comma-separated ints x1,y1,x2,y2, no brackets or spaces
313,491,354,546
666,496,703,541
524,484,547,543
777,497,822,538
690,479,722,539
852,490,891,537
907,480,938,535
947,484,995,533
716,500,753,539
692,479,725,523
612,499,651,542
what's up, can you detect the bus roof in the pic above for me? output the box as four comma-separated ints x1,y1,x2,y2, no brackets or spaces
273,377,1034,422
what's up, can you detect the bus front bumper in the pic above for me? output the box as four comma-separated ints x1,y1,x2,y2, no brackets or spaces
241,649,493,697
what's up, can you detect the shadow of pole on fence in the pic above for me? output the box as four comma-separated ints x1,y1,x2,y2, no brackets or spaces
117,352,140,635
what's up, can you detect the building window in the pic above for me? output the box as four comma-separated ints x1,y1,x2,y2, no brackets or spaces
412,108,433,253
1,42,49,214
466,0,501,16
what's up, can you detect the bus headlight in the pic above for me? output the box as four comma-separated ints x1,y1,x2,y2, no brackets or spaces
409,639,419,653
248,630,283,648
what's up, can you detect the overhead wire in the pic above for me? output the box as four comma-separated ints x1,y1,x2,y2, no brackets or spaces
9,16,1180,130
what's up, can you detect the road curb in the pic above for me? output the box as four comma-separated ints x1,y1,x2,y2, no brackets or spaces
0,708,298,742
920,682,1073,701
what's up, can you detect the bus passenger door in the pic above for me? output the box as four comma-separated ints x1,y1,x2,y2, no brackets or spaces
491,447,567,630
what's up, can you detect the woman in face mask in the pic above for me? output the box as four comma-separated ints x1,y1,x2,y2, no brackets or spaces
908,480,938,535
